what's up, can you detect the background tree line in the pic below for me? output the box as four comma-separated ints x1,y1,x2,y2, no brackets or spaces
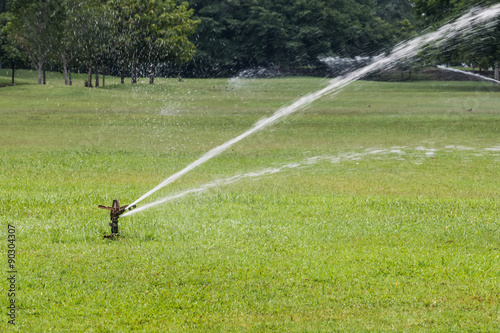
186,0,417,77
1,0,499,83
412,0,500,79
0,0,199,85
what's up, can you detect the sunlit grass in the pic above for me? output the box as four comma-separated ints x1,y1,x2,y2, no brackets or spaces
1,70,499,331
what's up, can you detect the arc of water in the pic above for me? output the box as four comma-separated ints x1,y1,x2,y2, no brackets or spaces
123,163,302,217
128,73,360,208
123,146,452,217
124,150,390,217
128,4,500,209
437,65,500,84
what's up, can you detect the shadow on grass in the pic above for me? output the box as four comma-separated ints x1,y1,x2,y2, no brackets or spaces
0,81,32,88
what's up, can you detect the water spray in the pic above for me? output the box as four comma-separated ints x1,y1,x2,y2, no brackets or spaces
437,65,500,84
104,4,500,220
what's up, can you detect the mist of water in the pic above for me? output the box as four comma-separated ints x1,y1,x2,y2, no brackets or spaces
124,163,301,216
127,4,500,210
124,149,405,216
123,144,500,216
437,65,500,84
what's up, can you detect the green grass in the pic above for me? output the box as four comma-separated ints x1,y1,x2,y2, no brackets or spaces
1,69,499,331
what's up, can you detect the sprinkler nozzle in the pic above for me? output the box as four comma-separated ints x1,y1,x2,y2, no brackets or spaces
98,199,136,238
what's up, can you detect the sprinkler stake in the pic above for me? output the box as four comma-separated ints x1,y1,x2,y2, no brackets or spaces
98,199,136,238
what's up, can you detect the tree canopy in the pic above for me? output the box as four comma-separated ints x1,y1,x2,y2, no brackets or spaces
107,0,198,83
4,0,499,81
413,0,500,74
186,0,417,76
1,0,199,84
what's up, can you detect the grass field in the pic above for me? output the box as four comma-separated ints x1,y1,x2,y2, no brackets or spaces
1,69,499,331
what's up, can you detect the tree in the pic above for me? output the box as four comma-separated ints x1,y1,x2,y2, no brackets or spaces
59,0,88,85
188,0,247,76
0,0,7,13
12,0,66,84
413,0,500,78
67,0,113,87
107,0,199,84
186,0,415,77
376,0,415,24
0,11,26,85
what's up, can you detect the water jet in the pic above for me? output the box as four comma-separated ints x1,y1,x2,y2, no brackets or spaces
437,65,500,84
124,4,500,216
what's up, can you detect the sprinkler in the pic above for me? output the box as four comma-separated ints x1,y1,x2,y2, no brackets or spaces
98,199,136,238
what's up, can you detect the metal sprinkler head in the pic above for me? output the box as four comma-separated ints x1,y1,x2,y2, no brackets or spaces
98,199,136,238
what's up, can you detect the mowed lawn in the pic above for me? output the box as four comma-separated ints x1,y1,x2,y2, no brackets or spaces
1,70,499,332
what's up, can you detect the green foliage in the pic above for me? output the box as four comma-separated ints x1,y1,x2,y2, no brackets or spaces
0,11,26,75
2,0,199,84
3,0,420,79
11,0,66,83
0,0,13,13
188,0,417,76
107,0,199,66
413,0,500,69
376,0,415,23
65,0,113,69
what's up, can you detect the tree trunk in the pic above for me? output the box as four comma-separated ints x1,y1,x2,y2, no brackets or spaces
149,63,154,84
43,68,46,85
11,60,15,86
62,53,69,85
69,70,72,86
95,67,99,88
131,66,137,84
37,61,43,84
88,67,92,87
120,68,125,84
494,61,499,81
103,70,105,87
